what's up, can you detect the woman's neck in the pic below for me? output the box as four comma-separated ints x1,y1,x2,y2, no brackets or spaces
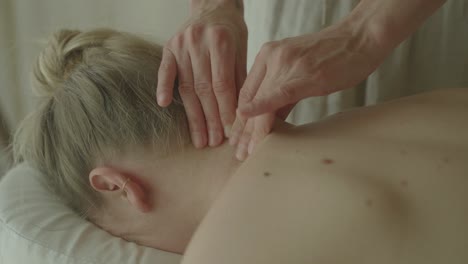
115,141,241,253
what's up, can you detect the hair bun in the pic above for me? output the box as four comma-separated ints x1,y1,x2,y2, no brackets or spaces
33,29,115,97
33,30,82,96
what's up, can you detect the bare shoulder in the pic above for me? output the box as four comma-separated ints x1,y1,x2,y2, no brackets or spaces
182,156,408,264
181,88,468,264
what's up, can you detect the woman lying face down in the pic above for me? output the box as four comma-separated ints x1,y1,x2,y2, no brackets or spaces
14,29,468,263
13,29,241,254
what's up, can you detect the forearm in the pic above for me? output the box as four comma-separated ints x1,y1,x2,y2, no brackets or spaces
190,0,243,14
345,0,447,52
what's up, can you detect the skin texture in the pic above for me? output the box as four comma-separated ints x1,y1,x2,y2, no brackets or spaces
229,20,383,160
157,0,447,157
182,88,468,264
156,0,247,148
228,0,447,160
89,88,467,259
88,142,240,254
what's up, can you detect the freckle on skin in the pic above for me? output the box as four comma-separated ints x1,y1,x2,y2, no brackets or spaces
400,150,407,155
365,199,373,208
263,171,271,177
322,158,334,165
443,157,450,163
400,180,408,187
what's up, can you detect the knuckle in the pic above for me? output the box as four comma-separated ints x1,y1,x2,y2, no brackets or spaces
178,82,195,95
212,80,232,94
170,34,185,49
187,24,203,35
194,81,213,97
186,24,202,44
238,89,254,103
260,41,278,56
276,45,297,64
204,113,219,126
210,26,230,46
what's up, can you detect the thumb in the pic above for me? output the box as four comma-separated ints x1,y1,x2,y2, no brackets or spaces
238,90,290,118
239,80,309,118
276,103,296,120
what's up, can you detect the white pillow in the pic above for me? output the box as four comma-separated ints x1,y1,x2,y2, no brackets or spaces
0,164,182,264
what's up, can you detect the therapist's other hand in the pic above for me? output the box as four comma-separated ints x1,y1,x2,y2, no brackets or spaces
230,22,388,160
156,1,247,148
229,105,294,161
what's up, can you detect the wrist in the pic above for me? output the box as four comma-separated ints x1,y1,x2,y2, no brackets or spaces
344,0,447,55
340,4,395,60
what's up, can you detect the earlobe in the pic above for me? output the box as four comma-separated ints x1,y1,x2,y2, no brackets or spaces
89,167,151,213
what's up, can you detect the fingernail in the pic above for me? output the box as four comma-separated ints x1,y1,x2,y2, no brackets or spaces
157,93,167,106
192,133,205,149
209,130,222,147
248,140,255,155
236,145,247,161
156,94,164,106
229,133,238,146
224,125,231,138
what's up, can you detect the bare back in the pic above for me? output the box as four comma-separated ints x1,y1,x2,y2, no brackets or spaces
183,88,468,264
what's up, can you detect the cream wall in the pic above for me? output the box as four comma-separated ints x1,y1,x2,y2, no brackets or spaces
0,0,189,132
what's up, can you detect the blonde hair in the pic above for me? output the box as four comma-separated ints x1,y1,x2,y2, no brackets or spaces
13,29,188,216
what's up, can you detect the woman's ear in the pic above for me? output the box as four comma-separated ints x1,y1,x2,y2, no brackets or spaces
89,167,151,213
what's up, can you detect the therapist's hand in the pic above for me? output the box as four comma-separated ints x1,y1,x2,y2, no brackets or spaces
156,1,247,148
230,22,388,160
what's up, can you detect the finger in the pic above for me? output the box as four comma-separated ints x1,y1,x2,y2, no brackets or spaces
237,52,267,105
235,47,247,97
156,47,177,107
224,51,246,140
211,41,237,138
191,48,224,147
176,51,208,149
276,103,296,120
248,113,275,155
228,110,247,146
235,118,254,161
239,80,303,118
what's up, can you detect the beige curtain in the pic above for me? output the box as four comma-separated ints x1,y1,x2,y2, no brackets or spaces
0,0,189,173
0,0,188,130
1,0,467,173
245,0,468,124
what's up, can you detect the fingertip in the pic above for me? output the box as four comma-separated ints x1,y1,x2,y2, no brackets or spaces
208,129,224,147
228,118,243,146
192,132,208,149
228,133,238,146
235,145,248,161
224,125,232,139
157,92,171,107
247,140,255,155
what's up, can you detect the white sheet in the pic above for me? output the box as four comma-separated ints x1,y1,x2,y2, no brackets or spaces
0,164,182,264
